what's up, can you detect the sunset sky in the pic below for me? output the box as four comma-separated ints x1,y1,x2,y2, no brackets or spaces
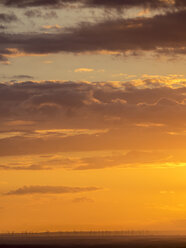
1,0,186,233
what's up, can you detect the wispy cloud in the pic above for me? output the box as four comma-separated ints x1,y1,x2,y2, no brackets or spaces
72,197,94,203
5,185,100,195
74,68,94,73
0,150,173,171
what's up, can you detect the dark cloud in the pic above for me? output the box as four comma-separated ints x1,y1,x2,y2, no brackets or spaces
5,185,100,195
24,9,44,18
0,25,5,29
0,10,186,61
0,54,8,63
1,0,186,9
1,0,79,8
24,10,57,19
0,80,186,129
13,75,34,80
85,0,178,9
0,48,19,64
0,13,18,23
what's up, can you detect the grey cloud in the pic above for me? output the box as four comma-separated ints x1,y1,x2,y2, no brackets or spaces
5,185,100,195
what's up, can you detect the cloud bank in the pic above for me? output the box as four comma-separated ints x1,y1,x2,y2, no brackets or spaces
0,79,186,155
1,0,186,9
0,9,186,62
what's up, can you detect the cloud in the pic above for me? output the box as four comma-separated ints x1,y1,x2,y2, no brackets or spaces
84,0,178,9
0,25,5,30
13,75,35,80
0,155,78,171
75,150,170,170
5,185,100,195
1,0,185,9
0,54,9,64
0,164,42,170
24,10,57,19
1,80,186,155
1,0,79,8
0,48,25,64
72,197,94,203
0,79,185,127
75,68,94,72
0,150,172,171
5,120,35,126
0,9,186,62
42,25,62,30
0,13,18,23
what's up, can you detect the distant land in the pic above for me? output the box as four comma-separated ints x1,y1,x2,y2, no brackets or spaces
1,232,186,248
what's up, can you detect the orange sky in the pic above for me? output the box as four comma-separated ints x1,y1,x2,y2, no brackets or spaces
0,0,186,233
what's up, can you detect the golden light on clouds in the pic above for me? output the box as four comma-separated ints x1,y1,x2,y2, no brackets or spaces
74,68,94,72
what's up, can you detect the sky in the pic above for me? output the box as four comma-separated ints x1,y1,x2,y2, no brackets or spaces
1,0,186,233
